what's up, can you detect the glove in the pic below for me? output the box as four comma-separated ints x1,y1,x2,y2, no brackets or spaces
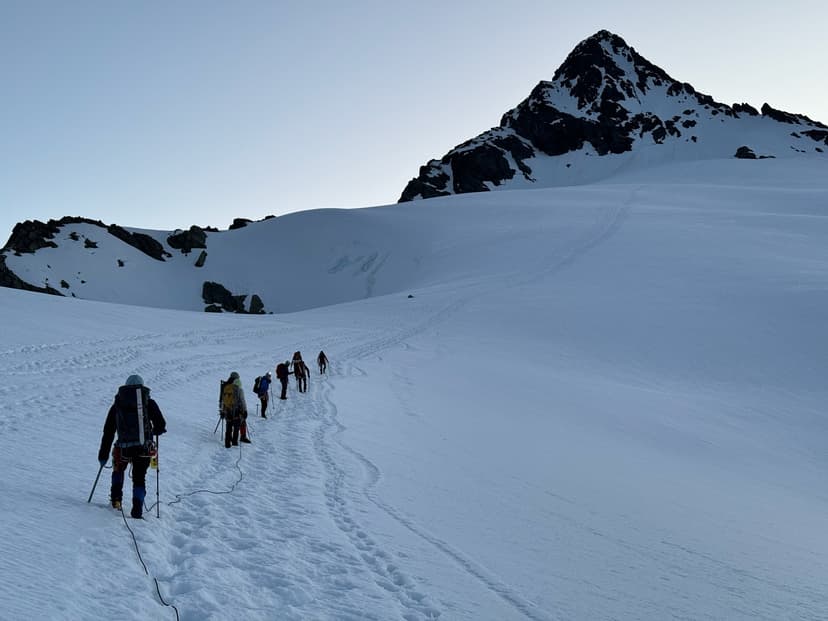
155,427,167,436
99,458,107,467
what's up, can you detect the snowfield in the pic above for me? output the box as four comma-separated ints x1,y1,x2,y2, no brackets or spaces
1,158,828,620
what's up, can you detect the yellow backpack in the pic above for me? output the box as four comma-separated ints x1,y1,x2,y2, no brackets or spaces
221,381,236,414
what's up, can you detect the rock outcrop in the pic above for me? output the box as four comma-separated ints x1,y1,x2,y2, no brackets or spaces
202,281,265,314
167,226,208,254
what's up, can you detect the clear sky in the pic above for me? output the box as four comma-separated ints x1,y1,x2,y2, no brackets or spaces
2,0,826,242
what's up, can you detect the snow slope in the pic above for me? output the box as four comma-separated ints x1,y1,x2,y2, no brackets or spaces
1,158,828,620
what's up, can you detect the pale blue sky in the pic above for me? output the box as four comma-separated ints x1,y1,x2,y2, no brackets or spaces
2,1,826,240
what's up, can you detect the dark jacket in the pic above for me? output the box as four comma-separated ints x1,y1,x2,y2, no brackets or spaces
98,385,166,462
294,360,310,379
276,363,292,381
258,375,271,395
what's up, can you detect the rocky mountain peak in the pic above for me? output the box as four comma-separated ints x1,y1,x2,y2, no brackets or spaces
549,29,674,113
398,30,827,203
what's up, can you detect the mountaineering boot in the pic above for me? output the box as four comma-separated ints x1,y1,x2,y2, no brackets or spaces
241,437,251,443
110,471,125,508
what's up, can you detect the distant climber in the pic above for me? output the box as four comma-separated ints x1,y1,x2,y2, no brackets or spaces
256,372,272,418
317,350,328,374
292,351,310,393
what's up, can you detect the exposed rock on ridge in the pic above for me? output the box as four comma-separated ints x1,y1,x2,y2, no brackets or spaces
3,217,169,261
399,30,827,202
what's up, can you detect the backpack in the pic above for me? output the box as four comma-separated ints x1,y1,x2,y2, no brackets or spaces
253,376,262,394
221,381,237,414
294,361,307,378
114,385,152,448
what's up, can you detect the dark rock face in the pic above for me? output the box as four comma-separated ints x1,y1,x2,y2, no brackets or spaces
167,226,208,254
202,281,265,314
733,103,759,116
106,224,169,261
194,250,207,267
803,130,828,146
399,161,452,202
84,239,98,249
399,30,827,203
550,30,674,110
3,220,61,254
507,105,595,155
202,281,245,312
228,218,252,231
249,294,265,315
734,146,758,159
761,104,828,128
450,143,514,194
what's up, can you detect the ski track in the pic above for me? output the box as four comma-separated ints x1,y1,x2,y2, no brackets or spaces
0,199,630,619
310,384,442,620
157,198,625,620
297,200,632,621
520,187,635,287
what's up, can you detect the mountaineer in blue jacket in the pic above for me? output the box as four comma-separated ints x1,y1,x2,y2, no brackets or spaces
256,372,272,418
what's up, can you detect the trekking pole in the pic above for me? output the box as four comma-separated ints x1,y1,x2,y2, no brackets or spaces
152,435,160,519
87,462,105,503
215,379,224,437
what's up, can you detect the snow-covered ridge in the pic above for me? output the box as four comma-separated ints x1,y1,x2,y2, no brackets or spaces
399,29,828,202
0,208,431,312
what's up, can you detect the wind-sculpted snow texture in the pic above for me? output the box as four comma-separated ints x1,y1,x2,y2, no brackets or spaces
399,30,828,201
1,158,828,619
